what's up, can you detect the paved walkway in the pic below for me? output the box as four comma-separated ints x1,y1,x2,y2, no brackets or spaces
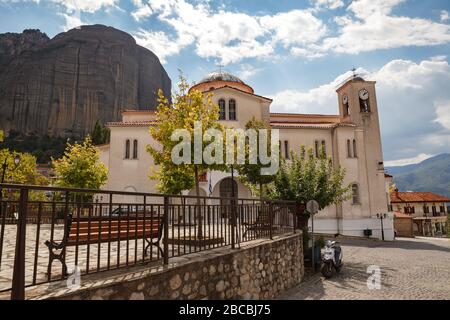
280,237,450,300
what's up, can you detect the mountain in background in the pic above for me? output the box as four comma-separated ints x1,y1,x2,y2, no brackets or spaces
0,25,171,137
386,153,450,198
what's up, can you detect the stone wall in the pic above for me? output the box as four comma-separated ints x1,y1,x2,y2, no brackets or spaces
44,233,303,300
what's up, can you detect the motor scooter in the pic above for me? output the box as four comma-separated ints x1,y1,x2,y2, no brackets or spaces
321,240,343,278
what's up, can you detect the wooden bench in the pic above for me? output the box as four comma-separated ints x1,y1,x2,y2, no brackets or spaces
241,205,287,239
242,207,276,239
45,212,164,275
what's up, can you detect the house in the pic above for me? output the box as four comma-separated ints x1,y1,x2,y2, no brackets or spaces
99,70,394,240
393,211,414,238
390,190,449,237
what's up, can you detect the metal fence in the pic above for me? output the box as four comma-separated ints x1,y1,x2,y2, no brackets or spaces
0,184,296,299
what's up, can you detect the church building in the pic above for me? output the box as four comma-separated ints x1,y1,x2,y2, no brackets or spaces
99,71,394,240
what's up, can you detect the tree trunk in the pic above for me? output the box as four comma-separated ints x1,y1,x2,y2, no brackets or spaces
180,192,185,225
296,203,309,229
259,181,263,213
194,166,202,239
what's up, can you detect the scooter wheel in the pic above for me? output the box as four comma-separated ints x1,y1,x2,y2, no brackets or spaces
321,263,333,278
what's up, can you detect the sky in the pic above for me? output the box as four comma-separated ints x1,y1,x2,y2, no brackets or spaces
0,0,450,166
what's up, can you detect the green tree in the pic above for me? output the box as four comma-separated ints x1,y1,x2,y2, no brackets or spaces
0,149,49,200
147,73,227,238
91,120,110,145
52,136,108,189
0,149,48,185
236,117,276,200
267,146,351,229
0,130,4,142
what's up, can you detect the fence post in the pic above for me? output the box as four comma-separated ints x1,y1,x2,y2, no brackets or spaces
231,198,237,249
163,195,169,265
269,201,273,240
11,187,28,300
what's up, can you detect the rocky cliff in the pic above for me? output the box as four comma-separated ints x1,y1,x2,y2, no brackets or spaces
0,25,171,137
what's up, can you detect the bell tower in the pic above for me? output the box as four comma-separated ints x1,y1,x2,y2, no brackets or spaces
336,76,388,218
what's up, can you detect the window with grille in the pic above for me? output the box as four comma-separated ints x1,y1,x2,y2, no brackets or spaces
228,99,236,120
284,140,289,159
347,139,352,158
125,139,130,159
218,99,226,120
133,139,138,159
352,184,359,204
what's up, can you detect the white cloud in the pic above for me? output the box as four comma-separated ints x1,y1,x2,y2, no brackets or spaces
313,0,450,56
434,100,450,130
52,0,118,13
260,10,327,47
441,10,449,22
133,29,185,64
320,15,450,55
131,0,328,65
385,153,434,166
269,67,367,114
131,4,153,21
236,64,262,81
347,0,405,19
310,0,344,10
60,12,85,31
269,57,450,161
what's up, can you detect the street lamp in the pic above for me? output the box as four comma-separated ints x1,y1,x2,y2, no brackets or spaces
14,155,20,166
1,153,21,221
376,213,387,241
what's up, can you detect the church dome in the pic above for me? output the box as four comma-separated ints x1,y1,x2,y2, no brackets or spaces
198,71,245,84
190,70,254,94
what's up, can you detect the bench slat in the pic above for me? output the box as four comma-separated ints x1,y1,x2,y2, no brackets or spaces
67,229,159,245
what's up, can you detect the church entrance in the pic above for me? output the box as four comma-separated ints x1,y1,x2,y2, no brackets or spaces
219,178,238,218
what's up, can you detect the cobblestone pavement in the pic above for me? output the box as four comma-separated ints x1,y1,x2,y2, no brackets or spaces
280,237,450,300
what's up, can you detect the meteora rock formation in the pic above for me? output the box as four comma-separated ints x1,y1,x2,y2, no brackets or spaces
0,25,171,137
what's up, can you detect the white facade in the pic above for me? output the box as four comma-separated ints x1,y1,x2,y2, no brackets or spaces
99,72,394,240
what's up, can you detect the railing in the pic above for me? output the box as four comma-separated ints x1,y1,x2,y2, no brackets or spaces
0,184,297,300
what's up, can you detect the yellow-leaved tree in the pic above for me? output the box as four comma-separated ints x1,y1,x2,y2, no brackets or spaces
52,137,108,190
148,73,227,239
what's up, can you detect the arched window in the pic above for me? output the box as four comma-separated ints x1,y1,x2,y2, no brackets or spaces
352,184,359,204
133,139,138,159
344,103,350,116
284,140,289,159
353,139,357,158
228,99,236,120
218,99,226,120
125,139,130,159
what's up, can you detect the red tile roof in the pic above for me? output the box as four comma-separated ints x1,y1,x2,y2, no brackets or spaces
107,120,157,127
270,122,355,129
390,191,450,203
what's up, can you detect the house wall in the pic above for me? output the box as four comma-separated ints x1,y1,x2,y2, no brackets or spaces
394,217,414,238
392,202,448,217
